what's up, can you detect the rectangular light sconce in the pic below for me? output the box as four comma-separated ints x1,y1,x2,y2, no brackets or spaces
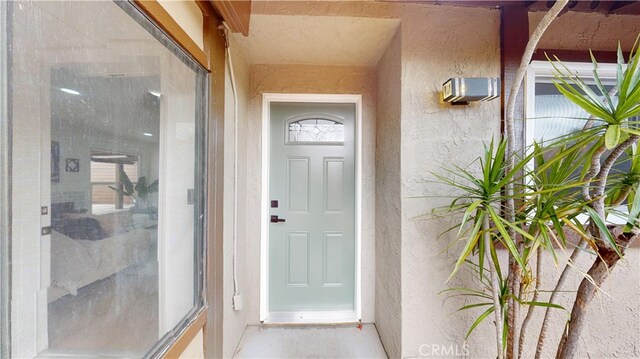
442,77,500,104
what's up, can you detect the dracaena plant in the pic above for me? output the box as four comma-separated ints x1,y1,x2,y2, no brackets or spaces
435,37,640,359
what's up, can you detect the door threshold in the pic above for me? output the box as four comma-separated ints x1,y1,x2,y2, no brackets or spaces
264,310,358,324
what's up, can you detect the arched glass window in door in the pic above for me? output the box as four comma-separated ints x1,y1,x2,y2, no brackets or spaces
287,116,344,144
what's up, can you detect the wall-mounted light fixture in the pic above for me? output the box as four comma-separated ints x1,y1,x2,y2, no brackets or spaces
442,77,500,105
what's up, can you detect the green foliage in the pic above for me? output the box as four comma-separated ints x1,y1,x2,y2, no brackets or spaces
108,171,159,211
548,36,640,149
435,38,640,343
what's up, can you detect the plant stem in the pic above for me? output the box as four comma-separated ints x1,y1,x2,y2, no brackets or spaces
611,186,633,207
581,88,618,202
484,213,504,359
503,2,567,357
517,246,541,359
582,143,606,202
593,135,639,220
534,239,585,359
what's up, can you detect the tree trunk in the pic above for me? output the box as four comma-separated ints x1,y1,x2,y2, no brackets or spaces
502,2,568,357
555,228,639,358
534,240,585,359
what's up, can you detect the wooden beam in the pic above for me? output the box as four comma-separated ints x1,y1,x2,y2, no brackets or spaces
202,14,226,359
196,0,217,18
608,0,635,12
500,4,529,153
525,0,640,13
134,0,209,70
608,0,640,14
533,49,630,63
210,1,251,36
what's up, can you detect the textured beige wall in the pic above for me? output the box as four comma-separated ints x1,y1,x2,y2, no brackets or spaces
158,0,204,50
244,64,378,324
375,28,403,359
531,11,640,52
397,4,502,358
222,40,251,358
517,248,640,358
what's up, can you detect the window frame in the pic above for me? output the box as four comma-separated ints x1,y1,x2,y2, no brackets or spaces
0,1,210,358
524,60,619,151
525,60,629,225
89,151,140,212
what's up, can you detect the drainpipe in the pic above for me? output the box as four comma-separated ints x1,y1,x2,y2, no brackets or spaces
220,22,242,311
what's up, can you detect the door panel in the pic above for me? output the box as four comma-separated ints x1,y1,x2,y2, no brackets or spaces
287,157,310,212
324,158,344,212
269,102,355,313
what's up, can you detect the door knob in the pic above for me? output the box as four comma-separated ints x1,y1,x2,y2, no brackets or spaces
270,215,286,223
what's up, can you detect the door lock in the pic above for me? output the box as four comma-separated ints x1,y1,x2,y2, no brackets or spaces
270,215,286,223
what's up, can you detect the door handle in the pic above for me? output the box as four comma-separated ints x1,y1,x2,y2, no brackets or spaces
270,215,286,223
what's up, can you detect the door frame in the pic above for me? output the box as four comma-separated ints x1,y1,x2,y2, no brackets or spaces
260,93,362,323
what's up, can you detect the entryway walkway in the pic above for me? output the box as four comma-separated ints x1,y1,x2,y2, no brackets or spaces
233,324,388,358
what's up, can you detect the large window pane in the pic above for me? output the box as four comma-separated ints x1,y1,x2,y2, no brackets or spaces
6,1,206,357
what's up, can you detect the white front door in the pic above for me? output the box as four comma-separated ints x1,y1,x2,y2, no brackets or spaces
269,102,356,317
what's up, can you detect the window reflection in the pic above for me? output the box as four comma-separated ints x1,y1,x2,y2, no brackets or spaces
8,1,205,357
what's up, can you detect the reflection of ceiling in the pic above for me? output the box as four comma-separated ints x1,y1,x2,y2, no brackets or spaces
12,1,167,145
232,14,400,66
51,68,161,144
14,1,166,77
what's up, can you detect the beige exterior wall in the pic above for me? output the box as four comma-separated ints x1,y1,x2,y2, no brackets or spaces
222,39,252,358
397,5,502,358
242,64,378,324
375,28,403,359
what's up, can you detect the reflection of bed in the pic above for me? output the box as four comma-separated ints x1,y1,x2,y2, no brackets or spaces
48,214,156,302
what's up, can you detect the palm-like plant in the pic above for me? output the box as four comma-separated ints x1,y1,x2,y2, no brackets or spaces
109,171,158,214
437,38,640,359
434,139,536,356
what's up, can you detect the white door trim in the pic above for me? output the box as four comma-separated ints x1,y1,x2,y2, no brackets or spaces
260,93,362,323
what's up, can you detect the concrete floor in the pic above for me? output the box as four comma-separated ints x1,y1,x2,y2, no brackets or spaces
233,324,388,359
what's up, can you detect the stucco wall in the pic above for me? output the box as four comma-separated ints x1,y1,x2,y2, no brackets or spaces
222,40,251,358
531,11,640,52
375,28,403,359
397,4,502,358
515,248,640,358
244,64,378,324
